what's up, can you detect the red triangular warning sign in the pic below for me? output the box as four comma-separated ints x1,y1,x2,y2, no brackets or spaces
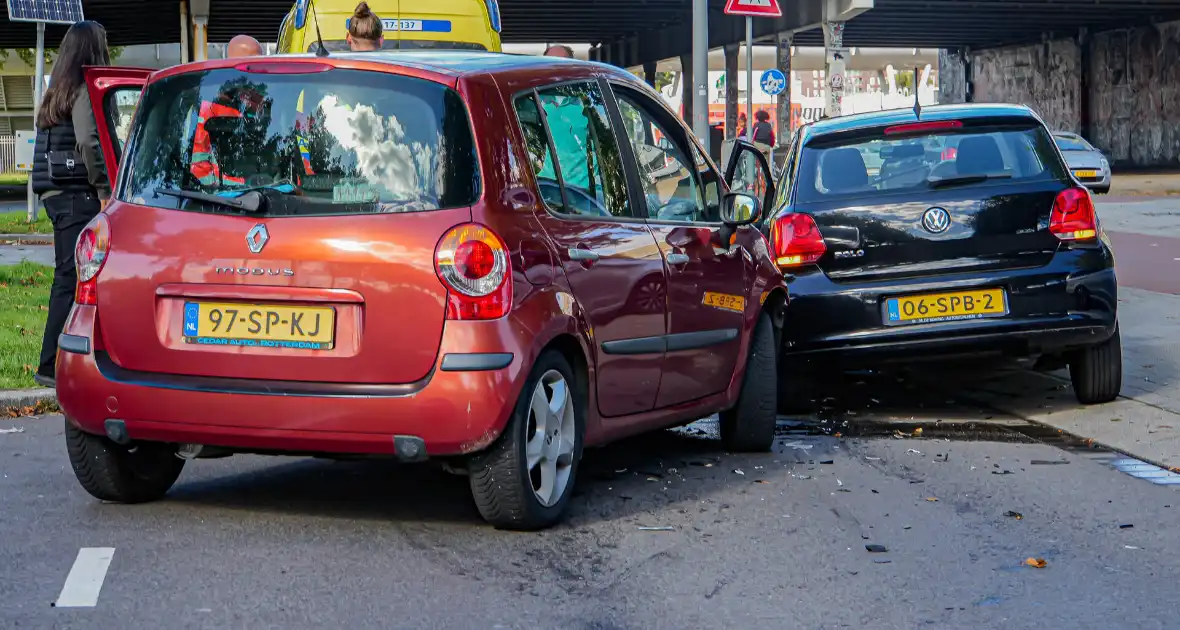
723,0,782,17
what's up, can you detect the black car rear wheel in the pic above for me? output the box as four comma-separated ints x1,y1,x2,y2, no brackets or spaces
720,312,778,452
1068,324,1123,404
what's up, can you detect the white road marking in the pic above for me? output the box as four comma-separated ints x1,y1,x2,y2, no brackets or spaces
55,548,115,608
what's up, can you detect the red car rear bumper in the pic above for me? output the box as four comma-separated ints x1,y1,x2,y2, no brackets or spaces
55,304,534,458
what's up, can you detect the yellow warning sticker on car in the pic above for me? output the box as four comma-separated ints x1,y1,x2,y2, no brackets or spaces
703,292,746,313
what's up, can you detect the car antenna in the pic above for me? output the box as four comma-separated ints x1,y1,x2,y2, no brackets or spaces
912,66,921,120
309,0,330,57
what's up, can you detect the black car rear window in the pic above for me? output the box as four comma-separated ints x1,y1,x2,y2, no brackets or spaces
795,121,1067,204
120,67,480,216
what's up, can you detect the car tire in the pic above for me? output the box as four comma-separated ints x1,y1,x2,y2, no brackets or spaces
468,350,584,530
64,419,185,503
1068,324,1123,404
719,312,778,452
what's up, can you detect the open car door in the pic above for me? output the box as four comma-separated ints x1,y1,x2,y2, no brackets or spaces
83,66,153,191
724,139,775,212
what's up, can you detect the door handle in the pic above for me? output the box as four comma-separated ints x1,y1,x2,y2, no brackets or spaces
567,248,600,262
666,253,690,265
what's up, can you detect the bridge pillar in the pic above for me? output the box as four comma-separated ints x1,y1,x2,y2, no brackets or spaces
642,61,658,87
724,44,739,139
822,21,846,117
775,31,793,146
188,0,210,62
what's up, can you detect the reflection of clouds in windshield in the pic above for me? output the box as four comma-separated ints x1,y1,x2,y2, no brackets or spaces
317,94,434,201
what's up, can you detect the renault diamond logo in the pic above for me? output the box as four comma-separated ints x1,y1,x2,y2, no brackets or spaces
921,207,951,234
245,224,269,254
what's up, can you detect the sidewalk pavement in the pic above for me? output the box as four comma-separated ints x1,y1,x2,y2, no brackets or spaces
925,287,1180,469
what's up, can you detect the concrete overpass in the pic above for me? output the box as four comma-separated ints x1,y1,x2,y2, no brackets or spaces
0,0,1177,165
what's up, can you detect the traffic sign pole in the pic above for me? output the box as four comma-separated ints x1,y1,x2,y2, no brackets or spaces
745,17,752,142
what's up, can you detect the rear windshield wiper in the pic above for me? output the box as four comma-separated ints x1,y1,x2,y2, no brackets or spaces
926,172,1013,189
155,188,265,213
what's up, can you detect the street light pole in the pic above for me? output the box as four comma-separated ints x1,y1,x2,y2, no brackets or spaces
28,22,45,223
692,0,709,152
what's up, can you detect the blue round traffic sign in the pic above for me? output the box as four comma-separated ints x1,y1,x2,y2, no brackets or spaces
760,68,787,96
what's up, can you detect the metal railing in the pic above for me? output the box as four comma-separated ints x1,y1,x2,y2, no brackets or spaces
0,135,18,174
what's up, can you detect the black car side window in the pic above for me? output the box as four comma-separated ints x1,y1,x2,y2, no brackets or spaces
515,82,633,219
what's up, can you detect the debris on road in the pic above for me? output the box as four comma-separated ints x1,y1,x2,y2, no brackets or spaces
1025,557,1048,568
906,448,922,455
865,544,888,553
637,526,675,532
733,469,745,475
1005,511,1024,520
992,470,1014,475
0,426,25,434
1030,460,1069,465
912,428,923,437
926,497,939,502
820,460,834,465
1119,524,1134,529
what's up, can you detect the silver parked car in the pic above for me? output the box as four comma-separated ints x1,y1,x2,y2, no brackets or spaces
1053,131,1111,194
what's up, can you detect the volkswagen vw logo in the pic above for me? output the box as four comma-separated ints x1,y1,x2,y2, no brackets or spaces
245,224,269,254
921,207,951,234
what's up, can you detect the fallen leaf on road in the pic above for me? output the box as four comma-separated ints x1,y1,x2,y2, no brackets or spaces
912,428,923,437
1025,557,1047,568
1119,524,1133,529
833,432,843,438
1005,511,1023,520
865,544,888,553
1084,438,1096,446
1110,418,1122,422
754,479,769,484
926,497,939,502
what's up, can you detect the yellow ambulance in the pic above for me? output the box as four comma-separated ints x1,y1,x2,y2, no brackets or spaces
277,0,503,53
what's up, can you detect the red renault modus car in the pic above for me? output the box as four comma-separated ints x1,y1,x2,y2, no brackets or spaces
59,52,786,530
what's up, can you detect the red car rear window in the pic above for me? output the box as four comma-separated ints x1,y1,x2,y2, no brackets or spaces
120,67,481,216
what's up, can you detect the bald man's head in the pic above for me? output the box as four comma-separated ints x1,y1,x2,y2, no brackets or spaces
227,35,263,58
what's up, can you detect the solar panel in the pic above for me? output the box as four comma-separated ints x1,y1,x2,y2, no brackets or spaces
6,0,84,24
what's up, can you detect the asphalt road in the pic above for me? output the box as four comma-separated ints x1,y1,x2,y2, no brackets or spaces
3,367,1179,630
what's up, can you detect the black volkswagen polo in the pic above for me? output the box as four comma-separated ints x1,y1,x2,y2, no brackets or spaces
764,103,1120,409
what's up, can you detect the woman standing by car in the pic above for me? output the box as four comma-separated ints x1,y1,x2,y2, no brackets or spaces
29,20,112,388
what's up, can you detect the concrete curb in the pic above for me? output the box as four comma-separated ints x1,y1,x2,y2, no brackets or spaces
0,388,57,416
0,233,53,244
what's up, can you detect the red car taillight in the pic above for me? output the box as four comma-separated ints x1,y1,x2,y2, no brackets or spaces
434,223,512,320
769,213,827,269
75,214,111,306
1049,187,1098,241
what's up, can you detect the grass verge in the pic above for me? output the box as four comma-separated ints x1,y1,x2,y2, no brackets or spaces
0,172,28,186
0,210,50,235
0,262,52,389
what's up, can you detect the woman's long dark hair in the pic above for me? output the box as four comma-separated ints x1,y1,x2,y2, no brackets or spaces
36,21,110,129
